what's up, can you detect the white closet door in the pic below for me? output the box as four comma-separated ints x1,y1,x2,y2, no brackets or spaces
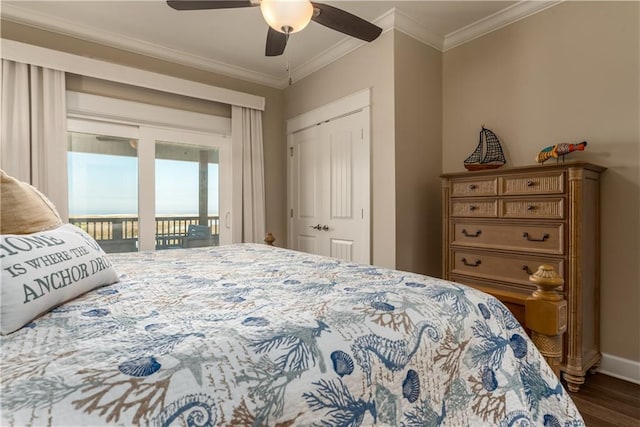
290,125,323,256
289,109,370,264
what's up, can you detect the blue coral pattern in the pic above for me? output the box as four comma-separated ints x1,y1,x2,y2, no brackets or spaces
0,244,583,426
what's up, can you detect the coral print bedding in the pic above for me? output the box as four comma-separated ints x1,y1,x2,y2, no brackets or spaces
0,244,584,426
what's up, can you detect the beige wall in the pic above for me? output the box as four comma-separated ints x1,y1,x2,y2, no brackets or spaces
394,31,442,276
1,21,287,245
285,31,397,268
443,1,640,362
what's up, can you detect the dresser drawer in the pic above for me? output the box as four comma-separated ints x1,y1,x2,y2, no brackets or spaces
451,199,498,217
500,198,565,219
451,178,497,197
499,171,565,195
451,249,565,290
451,221,564,255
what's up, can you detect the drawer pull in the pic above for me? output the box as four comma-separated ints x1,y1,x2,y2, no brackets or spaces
468,184,477,190
461,229,482,238
527,180,536,187
461,258,482,267
527,204,537,211
469,205,478,211
522,265,534,275
523,232,549,242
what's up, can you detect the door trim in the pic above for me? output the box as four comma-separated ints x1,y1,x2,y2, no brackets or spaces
286,89,370,134
67,91,231,135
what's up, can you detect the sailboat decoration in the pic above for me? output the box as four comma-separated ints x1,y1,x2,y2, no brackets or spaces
463,126,506,171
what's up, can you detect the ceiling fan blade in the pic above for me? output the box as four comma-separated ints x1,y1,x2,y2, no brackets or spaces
310,2,382,42
265,27,288,56
167,0,255,11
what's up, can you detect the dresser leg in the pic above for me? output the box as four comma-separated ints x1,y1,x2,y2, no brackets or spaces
563,372,585,392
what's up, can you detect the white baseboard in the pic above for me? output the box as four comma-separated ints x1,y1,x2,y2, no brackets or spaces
597,353,640,384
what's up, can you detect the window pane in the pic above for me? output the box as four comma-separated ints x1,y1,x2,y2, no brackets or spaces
155,141,219,250
67,132,139,253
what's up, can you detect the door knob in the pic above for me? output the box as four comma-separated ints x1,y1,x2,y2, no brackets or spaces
308,224,329,231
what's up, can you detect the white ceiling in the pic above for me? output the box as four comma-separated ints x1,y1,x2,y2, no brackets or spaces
1,1,560,88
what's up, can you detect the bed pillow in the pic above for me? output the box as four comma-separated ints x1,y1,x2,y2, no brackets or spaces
1,169,62,234
1,223,119,335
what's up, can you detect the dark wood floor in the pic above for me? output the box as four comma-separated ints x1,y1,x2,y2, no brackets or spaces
568,373,640,427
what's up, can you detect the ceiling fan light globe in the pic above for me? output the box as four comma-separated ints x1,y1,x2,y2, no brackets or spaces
260,0,313,34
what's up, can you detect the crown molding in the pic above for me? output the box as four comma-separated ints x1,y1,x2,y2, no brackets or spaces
1,1,563,89
263,1,565,86
289,8,445,85
0,3,284,88
288,8,395,87
443,0,564,51
392,8,444,52
288,35,364,87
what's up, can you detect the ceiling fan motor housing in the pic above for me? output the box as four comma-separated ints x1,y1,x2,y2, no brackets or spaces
260,0,314,34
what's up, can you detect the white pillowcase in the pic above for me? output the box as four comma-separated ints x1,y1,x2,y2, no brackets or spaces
1,223,119,334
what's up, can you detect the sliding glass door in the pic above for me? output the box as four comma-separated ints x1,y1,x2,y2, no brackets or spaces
68,129,139,252
139,126,230,252
67,118,231,253
154,141,220,250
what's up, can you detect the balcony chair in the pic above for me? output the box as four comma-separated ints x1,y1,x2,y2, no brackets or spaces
183,224,217,248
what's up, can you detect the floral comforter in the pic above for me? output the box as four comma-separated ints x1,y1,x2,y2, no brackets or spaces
1,244,583,426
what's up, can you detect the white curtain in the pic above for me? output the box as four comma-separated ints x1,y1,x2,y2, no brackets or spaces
1,59,67,218
239,107,266,243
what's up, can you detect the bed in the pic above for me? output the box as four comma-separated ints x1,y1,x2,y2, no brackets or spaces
0,240,585,426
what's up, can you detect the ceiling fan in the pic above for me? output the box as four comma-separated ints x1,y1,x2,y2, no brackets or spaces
167,0,383,57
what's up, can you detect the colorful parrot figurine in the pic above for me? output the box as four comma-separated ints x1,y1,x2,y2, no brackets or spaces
536,141,587,164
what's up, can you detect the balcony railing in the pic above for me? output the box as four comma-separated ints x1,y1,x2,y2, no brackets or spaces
69,215,220,253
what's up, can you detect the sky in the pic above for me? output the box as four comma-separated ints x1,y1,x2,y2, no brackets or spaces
68,152,219,216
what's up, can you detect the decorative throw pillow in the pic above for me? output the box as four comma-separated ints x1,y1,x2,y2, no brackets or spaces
1,169,62,235
1,223,119,335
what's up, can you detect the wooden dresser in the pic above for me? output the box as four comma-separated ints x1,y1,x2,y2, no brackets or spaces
441,162,605,392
